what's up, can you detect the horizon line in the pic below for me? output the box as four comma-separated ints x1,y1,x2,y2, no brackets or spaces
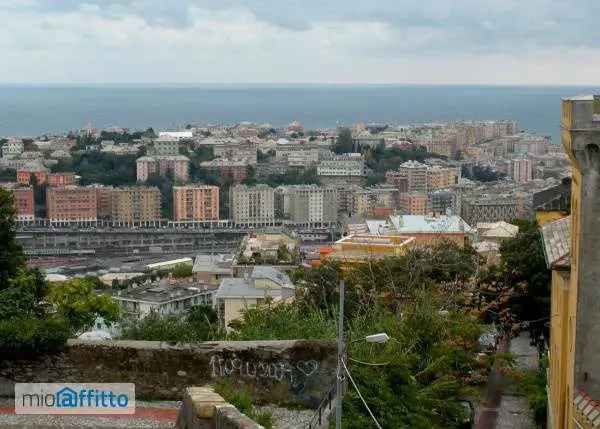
1,82,599,88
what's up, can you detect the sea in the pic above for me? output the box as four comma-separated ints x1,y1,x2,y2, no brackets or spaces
1,84,599,143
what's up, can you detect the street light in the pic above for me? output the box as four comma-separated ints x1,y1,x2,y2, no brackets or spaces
363,333,390,344
336,279,390,429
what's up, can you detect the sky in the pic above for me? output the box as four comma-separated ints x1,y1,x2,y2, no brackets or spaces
1,0,600,85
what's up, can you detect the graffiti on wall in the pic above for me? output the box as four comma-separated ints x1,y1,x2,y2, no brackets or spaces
209,355,319,390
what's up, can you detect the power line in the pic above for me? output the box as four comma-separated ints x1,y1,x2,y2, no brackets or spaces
347,357,390,366
341,358,383,429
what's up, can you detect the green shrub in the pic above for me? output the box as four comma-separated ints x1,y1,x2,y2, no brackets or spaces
516,358,548,428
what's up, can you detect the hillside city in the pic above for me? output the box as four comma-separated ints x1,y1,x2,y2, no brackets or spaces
0,107,584,429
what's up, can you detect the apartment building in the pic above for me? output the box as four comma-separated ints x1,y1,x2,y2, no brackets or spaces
46,186,97,223
275,143,325,166
275,185,338,225
113,280,214,320
47,172,77,187
173,185,219,221
417,134,458,158
136,155,190,182
0,183,34,221
512,158,533,184
428,189,457,216
111,186,161,223
147,136,180,156
352,186,399,218
199,158,248,183
316,153,365,187
16,165,49,185
213,140,258,165
461,197,519,226
229,184,275,226
399,193,427,215
1,139,24,157
89,184,114,219
427,165,460,190
385,160,428,193
386,162,459,194
514,134,550,156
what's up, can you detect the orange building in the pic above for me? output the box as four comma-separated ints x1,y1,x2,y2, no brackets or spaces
173,185,219,221
91,185,114,219
17,168,48,185
47,172,76,187
399,193,427,215
46,186,97,222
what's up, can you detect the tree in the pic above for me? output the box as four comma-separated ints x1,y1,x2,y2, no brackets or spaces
333,128,355,154
170,263,193,278
46,278,120,333
0,168,16,182
146,172,174,219
0,205,72,351
475,220,551,348
462,165,506,182
0,188,26,289
56,152,138,186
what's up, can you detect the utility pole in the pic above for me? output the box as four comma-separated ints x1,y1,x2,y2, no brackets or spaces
336,280,345,429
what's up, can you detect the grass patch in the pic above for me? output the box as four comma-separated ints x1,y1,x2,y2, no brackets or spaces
213,380,273,429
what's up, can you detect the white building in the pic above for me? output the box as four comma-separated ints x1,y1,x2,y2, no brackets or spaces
1,139,24,158
113,280,214,319
229,184,275,226
158,131,193,140
317,153,366,177
275,185,338,225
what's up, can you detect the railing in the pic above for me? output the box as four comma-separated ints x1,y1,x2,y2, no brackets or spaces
307,383,337,429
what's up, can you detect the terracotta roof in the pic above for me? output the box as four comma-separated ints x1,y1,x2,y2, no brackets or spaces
540,216,570,269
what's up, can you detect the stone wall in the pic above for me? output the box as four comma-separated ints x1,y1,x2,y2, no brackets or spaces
177,386,265,429
0,339,336,407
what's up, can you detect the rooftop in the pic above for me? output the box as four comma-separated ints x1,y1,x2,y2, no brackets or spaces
113,280,214,304
540,216,571,269
388,215,475,234
250,265,293,287
215,276,294,299
192,254,233,274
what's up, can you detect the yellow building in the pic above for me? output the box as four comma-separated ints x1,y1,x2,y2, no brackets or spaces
214,266,295,329
321,234,415,268
543,95,600,429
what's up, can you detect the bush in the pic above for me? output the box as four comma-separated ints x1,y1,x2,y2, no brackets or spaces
120,306,221,342
516,358,548,428
0,316,70,352
228,302,336,341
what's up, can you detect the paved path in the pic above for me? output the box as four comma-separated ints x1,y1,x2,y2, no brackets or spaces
475,334,537,429
0,399,178,428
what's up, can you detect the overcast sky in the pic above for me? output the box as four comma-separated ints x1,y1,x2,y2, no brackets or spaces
1,0,600,85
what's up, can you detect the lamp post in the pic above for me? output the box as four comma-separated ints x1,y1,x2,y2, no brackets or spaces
336,277,390,429
336,280,344,429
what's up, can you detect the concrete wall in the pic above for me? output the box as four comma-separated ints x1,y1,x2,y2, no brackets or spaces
0,340,336,407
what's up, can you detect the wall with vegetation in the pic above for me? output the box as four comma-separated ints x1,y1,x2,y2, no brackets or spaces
0,339,336,406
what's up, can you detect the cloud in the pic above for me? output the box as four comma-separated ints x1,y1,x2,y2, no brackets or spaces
0,0,599,84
